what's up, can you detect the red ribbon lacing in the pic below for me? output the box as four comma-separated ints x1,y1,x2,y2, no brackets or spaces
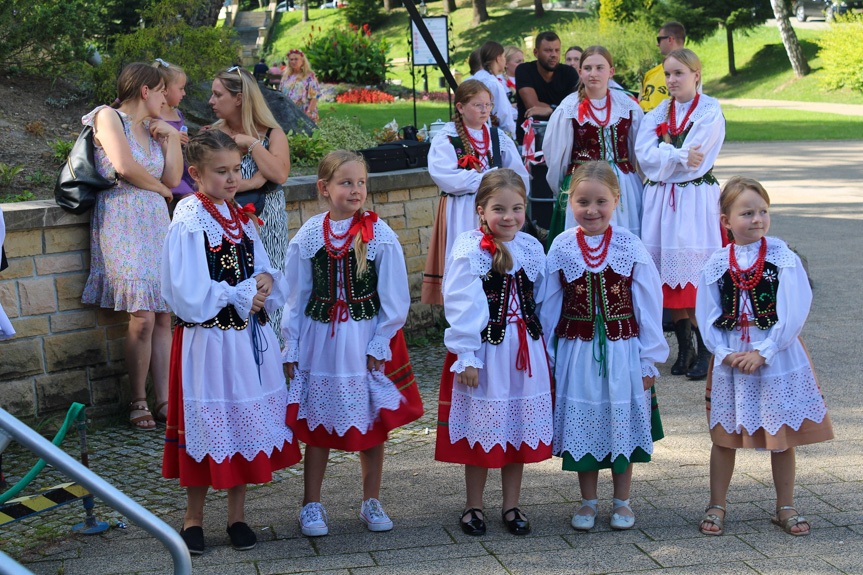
328,298,350,337
458,154,481,170
736,298,752,343
237,203,265,226
506,281,532,377
666,182,677,211
348,210,378,242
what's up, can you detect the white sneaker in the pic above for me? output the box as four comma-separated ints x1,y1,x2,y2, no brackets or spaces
571,499,598,531
610,498,635,530
299,502,328,536
360,498,393,532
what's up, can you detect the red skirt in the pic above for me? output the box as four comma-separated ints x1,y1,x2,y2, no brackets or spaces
435,352,553,468
662,284,697,309
162,326,302,490
286,330,424,452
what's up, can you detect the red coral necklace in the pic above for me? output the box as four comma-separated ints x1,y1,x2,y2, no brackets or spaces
577,226,613,267
465,125,490,168
323,212,359,259
728,237,767,291
196,193,244,242
668,93,700,136
584,94,612,127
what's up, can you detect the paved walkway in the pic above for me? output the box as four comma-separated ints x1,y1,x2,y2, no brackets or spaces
6,141,863,574
718,98,863,118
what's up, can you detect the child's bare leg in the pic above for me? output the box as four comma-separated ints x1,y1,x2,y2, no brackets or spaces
149,312,172,407
184,486,208,528
360,443,385,500
464,465,489,520
501,463,525,518
772,448,808,534
577,470,599,516
303,445,330,504
701,444,736,532
612,464,634,517
227,484,247,526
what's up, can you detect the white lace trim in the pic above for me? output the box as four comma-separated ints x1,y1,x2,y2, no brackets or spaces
646,93,721,128
447,230,544,281
553,390,654,461
183,388,294,463
547,227,652,283
293,211,398,260
702,237,798,285
366,336,392,362
229,278,258,318
448,391,553,452
641,363,660,379
558,89,641,126
171,196,258,248
287,369,405,436
450,356,485,374
709,366,828,436
282,340,299,363
647,245,716,289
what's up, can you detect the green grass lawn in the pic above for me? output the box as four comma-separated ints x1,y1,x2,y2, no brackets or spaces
318,101,453,130
724,106,863,141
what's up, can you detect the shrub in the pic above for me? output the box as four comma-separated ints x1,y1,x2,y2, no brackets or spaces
316,116,377,151
304,24,389,84
555,16,658,91
50,139,75,165
336,89,395,104
344,0,383,28
818,14,863,94
287,130,329,167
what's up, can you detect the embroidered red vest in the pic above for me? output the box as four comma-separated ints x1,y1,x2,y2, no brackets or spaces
481,269,542,345
555,267,639,341
176,233,268,330
714,262,780,331
567,112,635,175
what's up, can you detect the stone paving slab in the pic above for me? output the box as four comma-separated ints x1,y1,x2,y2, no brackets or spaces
4,140,863,573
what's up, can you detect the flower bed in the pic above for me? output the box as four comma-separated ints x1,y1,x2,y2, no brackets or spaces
336,88,395,104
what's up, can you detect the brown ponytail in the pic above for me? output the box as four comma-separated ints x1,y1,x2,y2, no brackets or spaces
475,169,528,276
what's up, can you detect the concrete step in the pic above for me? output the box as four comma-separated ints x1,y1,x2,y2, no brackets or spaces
233,11,268,29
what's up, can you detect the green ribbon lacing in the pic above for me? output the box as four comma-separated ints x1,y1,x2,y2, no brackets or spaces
592,310,609,378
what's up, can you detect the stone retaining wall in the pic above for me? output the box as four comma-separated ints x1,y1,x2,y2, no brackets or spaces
0,168,442,419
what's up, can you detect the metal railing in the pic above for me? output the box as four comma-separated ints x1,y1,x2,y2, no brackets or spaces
0,407,191,575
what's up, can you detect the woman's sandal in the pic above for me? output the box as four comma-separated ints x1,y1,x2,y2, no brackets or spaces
699,504,726,536
154,400,169,425
129,398,156,430
771,506,811,536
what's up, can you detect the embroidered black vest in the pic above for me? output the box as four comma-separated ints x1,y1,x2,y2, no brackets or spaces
448,135,494,170
176,234,268,330
305,246,380,322
568,112,635,175
480,269,542,345
555,268,639,341
714,262,780,331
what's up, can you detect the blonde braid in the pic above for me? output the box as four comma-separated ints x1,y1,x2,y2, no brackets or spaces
453,112,477,168
353,227,369,276
662,99,673,144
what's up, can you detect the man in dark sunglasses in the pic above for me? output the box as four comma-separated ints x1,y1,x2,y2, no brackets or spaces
639,21,686,113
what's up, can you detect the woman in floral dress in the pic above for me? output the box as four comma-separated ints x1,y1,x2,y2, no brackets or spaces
82,62,184,429
280,50,321,122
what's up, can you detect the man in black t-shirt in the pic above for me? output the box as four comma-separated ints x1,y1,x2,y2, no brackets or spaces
515,31,579,142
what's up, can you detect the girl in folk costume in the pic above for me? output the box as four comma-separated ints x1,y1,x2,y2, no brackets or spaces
635,48,725,381
540,162,668,531
422,80,529,305
503,45,524,106
472,41,517,137
544,46,645,249
436,169,553,537
161,131,301,555
695,177,832,537
281,151,424,537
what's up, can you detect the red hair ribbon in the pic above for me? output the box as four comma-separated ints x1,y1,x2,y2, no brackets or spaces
348,210,378,243
577,99,591,123
655,122,670,137
458,154,480,170
479,229,496,255
238,203,265,226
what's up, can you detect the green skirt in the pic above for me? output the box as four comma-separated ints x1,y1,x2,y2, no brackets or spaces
545,174,571,252
560,385,664,473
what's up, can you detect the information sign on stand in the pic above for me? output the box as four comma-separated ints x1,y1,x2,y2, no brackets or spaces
411,17,449,66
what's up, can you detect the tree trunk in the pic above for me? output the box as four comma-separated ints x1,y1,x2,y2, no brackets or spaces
302,0,309,22
473,0,489,25
187,0,225,27
384,0,393,12
726,25,736,76
534,0,545,18
770,0,810,77
443,0,457,14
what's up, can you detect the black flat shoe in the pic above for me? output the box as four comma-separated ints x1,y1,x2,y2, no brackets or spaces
670,319,695,375
226,521,257,551
180,525,204,555
686,328,711,380
460,508,486,536
502,507,531,535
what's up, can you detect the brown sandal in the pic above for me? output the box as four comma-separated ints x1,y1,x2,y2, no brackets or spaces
772,506,810,536
129,398,156,430
154,400,169,424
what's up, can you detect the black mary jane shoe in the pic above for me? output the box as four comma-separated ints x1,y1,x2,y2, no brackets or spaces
460,508,486,536
180,525,204,555
226,521,257,551
502,507,531,536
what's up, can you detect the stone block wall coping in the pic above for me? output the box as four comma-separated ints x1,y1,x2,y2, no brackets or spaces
2,168,434,230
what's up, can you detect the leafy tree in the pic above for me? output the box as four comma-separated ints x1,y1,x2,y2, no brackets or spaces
344,0,383,27
769,0,809,77
0,0,102,74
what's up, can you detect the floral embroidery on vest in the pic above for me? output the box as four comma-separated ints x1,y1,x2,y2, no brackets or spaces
714,262,780,331
305,246,380,322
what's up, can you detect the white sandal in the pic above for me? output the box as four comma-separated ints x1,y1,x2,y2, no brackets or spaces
610,498,635,530
571,499,598,531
